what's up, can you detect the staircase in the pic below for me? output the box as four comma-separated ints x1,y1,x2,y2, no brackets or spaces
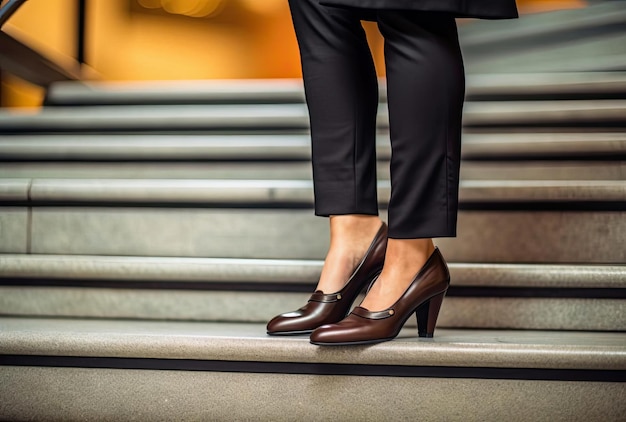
1,5,626,419
0,70,624,420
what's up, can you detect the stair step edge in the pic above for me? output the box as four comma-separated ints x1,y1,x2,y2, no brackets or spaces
1,254,624,288
0,133,624,161
2,178,623,204
44,72,626,105
0,318,624,371
0,101,624,131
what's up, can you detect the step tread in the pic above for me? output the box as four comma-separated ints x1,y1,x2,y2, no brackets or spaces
1,254,624,288
466,72,626,97
0,134,315,160
0,101,624,131
3,178,623,204
1,161,623,181
46,79,308,105
0,179,30,200
462,132,626,158
0,318,623,370
464,100,626,126
0,104,312,131
43,72,626,105
0,133,624,160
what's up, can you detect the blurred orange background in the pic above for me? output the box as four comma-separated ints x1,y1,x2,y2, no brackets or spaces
1,0,587,107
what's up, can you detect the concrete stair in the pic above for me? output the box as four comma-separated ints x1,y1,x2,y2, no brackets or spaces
40,71,626,105
0,132,624,179
1,318,624,421
1,100,624,133
0,65,625,419
0,177,624,263
0,255,623,331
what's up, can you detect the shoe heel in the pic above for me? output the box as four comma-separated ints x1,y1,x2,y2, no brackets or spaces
415,290,446,338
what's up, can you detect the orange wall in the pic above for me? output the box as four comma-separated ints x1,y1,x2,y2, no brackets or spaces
1,0,586,107
86,0,301,80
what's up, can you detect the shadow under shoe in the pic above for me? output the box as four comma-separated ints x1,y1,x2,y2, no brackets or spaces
310,247,450,345
266,223,388,335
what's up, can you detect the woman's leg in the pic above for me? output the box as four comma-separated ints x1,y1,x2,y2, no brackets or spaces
381,11,465,239
361,11,465,311
288,0,384,293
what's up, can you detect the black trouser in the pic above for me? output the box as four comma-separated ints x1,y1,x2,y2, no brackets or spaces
289,0,465,238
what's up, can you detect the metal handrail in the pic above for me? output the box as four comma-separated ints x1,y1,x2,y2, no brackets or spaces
0,0,82,88
0,0,28,28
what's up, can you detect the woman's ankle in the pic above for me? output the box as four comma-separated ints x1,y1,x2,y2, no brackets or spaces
329,215,382,239
383,238,435,272
359,238,435,311
316,215,384,293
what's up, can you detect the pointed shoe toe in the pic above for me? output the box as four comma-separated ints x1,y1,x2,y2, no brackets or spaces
266,223,388,336
309,318,386,346
308,324,339,345
266,309,314,335
309,309,396,346
266,296,341,335
310,248,450,346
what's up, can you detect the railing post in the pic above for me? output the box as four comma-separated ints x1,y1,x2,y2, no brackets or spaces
77,0,86,64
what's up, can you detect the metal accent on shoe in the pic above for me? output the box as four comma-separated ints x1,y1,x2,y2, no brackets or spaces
309,291,344,303
351,306,396,320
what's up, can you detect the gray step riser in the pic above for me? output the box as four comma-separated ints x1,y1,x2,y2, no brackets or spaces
1,255,622,288
44,72,626,106
1,255,621,329
2,179,623,204
0,161,623,181
1,366,623,422
1,101,625,132
1,133,624,161
0,287,622,331
2,208,624,263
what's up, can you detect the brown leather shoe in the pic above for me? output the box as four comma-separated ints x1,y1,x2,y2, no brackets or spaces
266,223,388,335
309,247,450,345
